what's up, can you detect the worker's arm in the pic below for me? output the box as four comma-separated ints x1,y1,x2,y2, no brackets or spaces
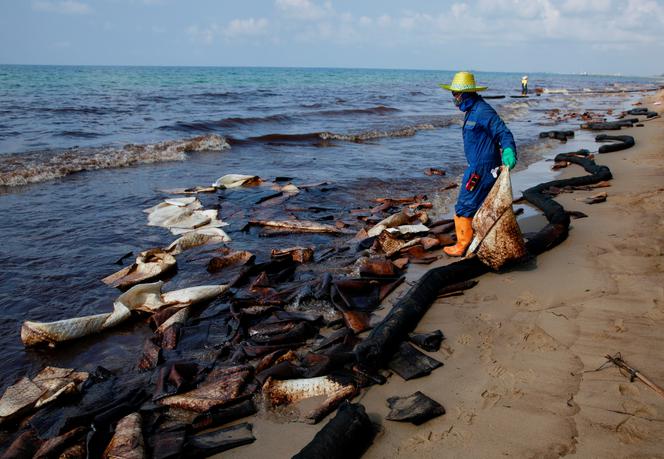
486,110,517,169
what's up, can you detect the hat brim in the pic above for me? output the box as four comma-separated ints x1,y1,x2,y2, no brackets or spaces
439,84,488,92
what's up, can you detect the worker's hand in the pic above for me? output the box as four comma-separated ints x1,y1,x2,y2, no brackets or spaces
501,147,516,170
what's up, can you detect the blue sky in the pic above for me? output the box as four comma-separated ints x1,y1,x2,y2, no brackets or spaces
1,0,663,75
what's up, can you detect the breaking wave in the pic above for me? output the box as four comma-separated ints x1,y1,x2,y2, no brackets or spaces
0,134,230,187
159,105,400,133
161,114,294,132
244,119,455,145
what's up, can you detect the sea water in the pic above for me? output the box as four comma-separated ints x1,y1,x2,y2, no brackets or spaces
0,65,659,388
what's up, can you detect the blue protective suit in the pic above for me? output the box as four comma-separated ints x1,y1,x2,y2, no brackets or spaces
455,94,517,217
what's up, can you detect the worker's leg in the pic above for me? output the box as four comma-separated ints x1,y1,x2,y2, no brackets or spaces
443,215,474,256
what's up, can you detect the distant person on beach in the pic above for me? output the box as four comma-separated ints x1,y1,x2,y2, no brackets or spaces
521,75,528,95
439,71,517,257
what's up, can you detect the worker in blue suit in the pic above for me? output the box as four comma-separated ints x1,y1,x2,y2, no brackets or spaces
439,71,517,256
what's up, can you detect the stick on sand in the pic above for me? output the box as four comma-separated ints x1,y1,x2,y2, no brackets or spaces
605,353,664,399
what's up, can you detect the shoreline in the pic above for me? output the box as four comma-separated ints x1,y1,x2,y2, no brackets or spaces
222,92,664,457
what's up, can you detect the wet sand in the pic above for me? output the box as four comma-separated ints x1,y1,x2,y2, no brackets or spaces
223,92,664,457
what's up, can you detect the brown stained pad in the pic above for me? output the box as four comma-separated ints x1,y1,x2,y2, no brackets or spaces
1,429,42,458
248,321,314,345
436,233,456,246
165,228,231,255
0,377,44,426
424,167,446,176
468,169,527,270
33,427,87,459
207,250,254,273
582,192,608,204
247,220,342,234
367,210,414,237
407,201,433,210
137,338,162,371
262,376,357,424
21,301,132,348
305,385,358,424
358,258,399,278
420,237,440,250
250,271,271,289
31,367,89,408
212,174,261,188
340,310,372,334
57,441,87,458
102,248,177,289
271,246,314,263
159,185,217,194
157,323,182,350
399,245,439,264
370,200,397,214
255,350,290,374
392,257,409,269
0,367,89,426
377,230,422,257
102,412,144,459
158,365,252,413
153,362,206,401
149,305,182,329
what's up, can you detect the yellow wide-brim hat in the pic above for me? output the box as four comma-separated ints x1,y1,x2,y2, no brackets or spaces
439,71,488,92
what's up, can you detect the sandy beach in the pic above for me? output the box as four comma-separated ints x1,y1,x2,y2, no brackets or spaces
355,91,664,458
222,91,664,458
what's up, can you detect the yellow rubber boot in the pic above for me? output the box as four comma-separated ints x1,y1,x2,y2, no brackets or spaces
443,215,474,257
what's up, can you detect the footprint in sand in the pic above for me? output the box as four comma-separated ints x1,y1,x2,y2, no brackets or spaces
514,291,539,311
621,399,657,418
516,325,559,352
481,389,502,409
618,383,640,397
616,417,649,444
613,318,626,333
457,334,473,345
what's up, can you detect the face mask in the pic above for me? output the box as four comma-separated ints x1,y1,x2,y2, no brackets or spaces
456,92,476,112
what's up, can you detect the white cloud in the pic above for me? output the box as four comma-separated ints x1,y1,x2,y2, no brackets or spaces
190,0,664,56
32,1,91,14
186,24,218,45
224,18,269,38
562,0,611,12
275,0,330,20
187,18,270,44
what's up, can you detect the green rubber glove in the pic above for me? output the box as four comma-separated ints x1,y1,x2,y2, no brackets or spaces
502,147,516,170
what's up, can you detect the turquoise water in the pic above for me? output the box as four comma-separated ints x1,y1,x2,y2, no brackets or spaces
0,65,658,154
